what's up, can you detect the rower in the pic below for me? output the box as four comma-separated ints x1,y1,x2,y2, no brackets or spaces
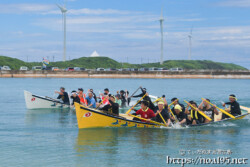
170,104,186,125
171,98,185,113
198,99,219,123
100,95,119,115
55,87,70,105
70,90,80,107
120,90,127,108
100,88,110,105
86,92,96,108
78,88,87,106
89,89,97,102
185,101,203,125
126,90,131,106
130,101,156,122
115,94,122,107
222,94,242,119
153,101,171,126
132,87,155,111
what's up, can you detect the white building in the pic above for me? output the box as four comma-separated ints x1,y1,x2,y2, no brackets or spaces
90,51,100,57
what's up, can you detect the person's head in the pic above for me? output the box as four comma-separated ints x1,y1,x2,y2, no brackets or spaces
104,88,109,94
141,101,148,110
229,94,237,102
71,90,77,97
174,104,182,115
189,101,197,108
78,88,83,94
157,101,164,110
142,88,147,93
115,94,120,100
110,95,116,102
60,87,65,93
120,90,125,95
203,99,210,106
90,89,93,93
171,98,178,105
88,92,93,98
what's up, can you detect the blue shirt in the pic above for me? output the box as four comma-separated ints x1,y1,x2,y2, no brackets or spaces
86,96,96,108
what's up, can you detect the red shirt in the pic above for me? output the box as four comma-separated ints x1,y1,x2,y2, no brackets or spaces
136,108,156,122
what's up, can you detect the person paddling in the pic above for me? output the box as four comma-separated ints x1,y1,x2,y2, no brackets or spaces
170,104,187,125
100,95,119,115
153,101,171,126
70,90,80,107
130,101,156,123
222,94,242,119
132,87,155,111
89,89,97,102
185,101,203,125
198,99,219,123
55,87,70,105
171,98,185,113
86,92,96,108
78,88,87,106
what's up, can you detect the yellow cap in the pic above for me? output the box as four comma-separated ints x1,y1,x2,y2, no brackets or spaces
174,104,182,111
158,101,164,105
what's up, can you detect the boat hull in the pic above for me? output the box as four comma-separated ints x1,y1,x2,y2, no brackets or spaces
75,103,161,129
75,103,250,129
24,90,70,109
190,113,249,127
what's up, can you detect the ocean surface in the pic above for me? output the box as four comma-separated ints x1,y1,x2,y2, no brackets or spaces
0,78,250,167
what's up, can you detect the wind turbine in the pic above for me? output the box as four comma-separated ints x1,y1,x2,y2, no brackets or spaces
188,27,193,60
57,1,67,62
159,8,164,65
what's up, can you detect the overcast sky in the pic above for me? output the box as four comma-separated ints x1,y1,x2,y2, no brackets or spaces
0,0,250,68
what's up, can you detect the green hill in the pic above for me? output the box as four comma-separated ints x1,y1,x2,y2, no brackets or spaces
0,55,247,70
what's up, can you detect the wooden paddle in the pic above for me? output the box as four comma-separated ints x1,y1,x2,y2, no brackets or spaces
184,100,212,121
167,99,179,122
96,96,108,109
158,112,167,125
129,86,141,98
129,114,167,127
125,94,147,115
152,97,163,103
201,98,235,119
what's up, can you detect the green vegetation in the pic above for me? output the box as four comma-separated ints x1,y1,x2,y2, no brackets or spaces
0,55,247,70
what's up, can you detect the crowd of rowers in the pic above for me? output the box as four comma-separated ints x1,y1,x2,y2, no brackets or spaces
54,87,242,126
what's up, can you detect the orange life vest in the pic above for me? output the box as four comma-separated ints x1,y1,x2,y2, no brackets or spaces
79,93,87,105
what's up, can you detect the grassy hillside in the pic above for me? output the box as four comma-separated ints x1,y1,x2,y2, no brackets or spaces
0,55,247,70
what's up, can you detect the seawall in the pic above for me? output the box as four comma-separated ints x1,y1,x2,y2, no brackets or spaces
1,70,250,79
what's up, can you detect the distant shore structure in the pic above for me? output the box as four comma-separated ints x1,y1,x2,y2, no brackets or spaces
57,2,67,62
90,51,100,57
159,8,164,65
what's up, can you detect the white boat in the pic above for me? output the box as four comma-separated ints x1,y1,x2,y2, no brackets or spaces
24,90,70,109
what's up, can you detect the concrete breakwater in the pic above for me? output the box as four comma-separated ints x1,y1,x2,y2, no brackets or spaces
1,70,250,79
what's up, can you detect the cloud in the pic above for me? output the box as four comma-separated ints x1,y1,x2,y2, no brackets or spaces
217,0,250,7
0,3,55,14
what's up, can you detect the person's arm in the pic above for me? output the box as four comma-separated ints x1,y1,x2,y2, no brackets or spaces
185,103,190,114
198,101,204,110
212,105,219,115
179,118,186,125
132,93,144,98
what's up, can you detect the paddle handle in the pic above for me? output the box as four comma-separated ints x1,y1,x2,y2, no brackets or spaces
153,97,163,103
129,114,166,126
129,87,141,98
158,112,167,125
184,100,212,121
201,98,235,119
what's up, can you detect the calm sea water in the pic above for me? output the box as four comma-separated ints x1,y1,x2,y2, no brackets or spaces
0,78,250,167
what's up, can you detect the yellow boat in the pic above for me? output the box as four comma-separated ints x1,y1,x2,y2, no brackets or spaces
75,103,163,129
75,103,250,129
